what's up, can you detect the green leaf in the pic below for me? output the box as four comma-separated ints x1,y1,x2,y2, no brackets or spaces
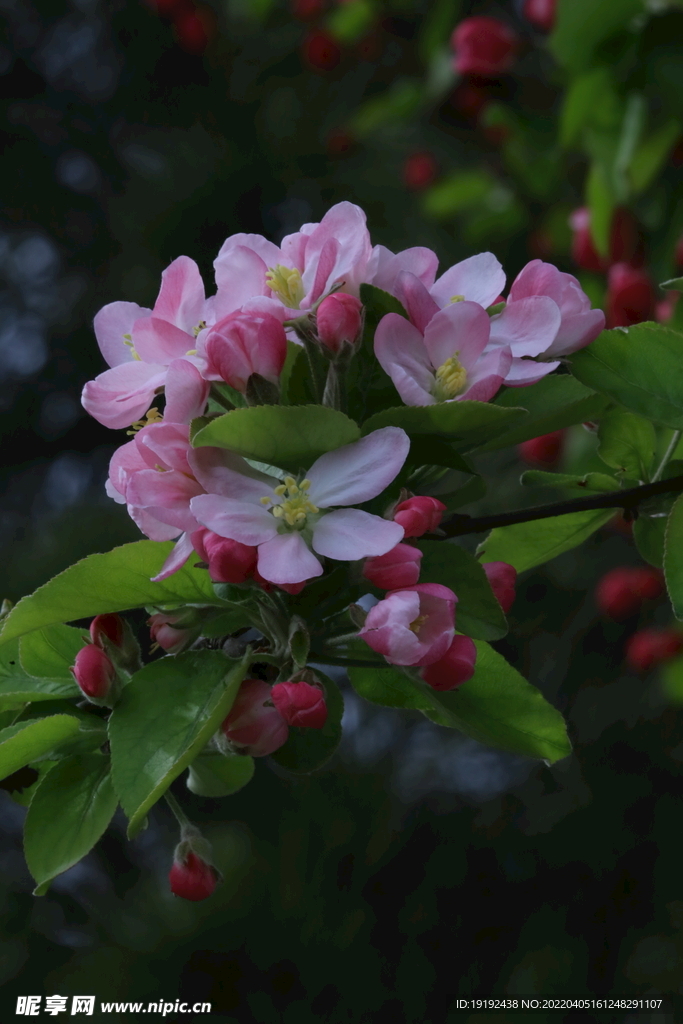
20,624,87,682
418,0,462,64
586,162,615,258
660,655,683,703
424,641,572,763
0,637,80,708
186,752,255,798
633,515,666,569
477,509,615,573
0,715,81,781
23,753,118,893
271,670,344,774
629,118,681,196
348,663,435,713
0,541,223,647
280,340,306,406
361,401,526,452
108,650,250,837
597,409,656,479
483,374,610,451
560,68,616,148
661,277,683,293
664,494,683,620
191,405,361,472
349,80,423,139
326,0,374,42
549,0,645,73
347,286,408,425
421,170,494,219
416,540,508,641
520,470,621,492
570,323,683,429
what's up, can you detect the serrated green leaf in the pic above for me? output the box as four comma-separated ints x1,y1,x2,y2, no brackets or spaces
186,752,255,797
0,715,81,781
416,540,508,641
571,323,683,429
361,401,526,451
0,637,79,708
24,753,118,892
108,650,250,837
597,408,656,479
191,405,361,472
633,515,666,569
477,509,615,573
520,470,620,492
630,118,680,196
0,541,221,647
271,670,343,774
20,624,87,682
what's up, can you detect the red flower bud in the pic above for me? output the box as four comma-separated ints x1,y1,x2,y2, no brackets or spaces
595,566,665,620
522,0,556,32
271,681,328,728
316,293,363,353
172,7,213,55
363,543,422,590
421,635,477,692
606,264,656,328
89,613,125,649
221,679,289,757
482,561,517,614
252,569,308,595
148,612,194,654
518,430,564,468
191,529,257,584
569,207,643,273
393,496,446,538
625,627,683,673
450,17,519,78
402,152,438,192
169,850,219,901
71,644,116,702
302,29,341,71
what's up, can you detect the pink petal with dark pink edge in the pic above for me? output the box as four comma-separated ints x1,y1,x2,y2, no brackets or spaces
311,509,404,560
93,301,151,369
374,312,435,405
151,532,195,581
132,317,194,365
190,494,279,546
256,532,323,585
460,346,512,401
394,272,440,332
81,362,166,430
136,422,191,473
129,506,181,542
163,359,210,424
306,236,339,308
547,309,605,356
215,233,282,272
423,301,491,372
301,202,372,300
212,245,271,319
126,468,203,517
509,259,566,306
306,426,410,507
488,295,561,358
188,448,279,500
107,438,149,499
368,245,439,293
429,252,506,310
153,256,205,335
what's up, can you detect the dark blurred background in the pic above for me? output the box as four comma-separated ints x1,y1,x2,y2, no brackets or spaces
2,0,683,1020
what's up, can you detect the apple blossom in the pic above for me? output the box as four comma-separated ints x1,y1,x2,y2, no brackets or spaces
220,679,289,757
315,292,363,353
201,310,287,392
148,611,197,654
71,645,117,702
271,681,328,728
169,850,220,901
189,427,409,586
450,17,519,78
363,543,423,590
191,528,258,584
90,613,125,649
421,635,477,691
606,264,656,328
358,583,457,667
393,496,446,538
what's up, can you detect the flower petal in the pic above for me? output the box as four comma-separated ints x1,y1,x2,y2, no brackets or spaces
312,508,405,560
188,448,279,500
151,532,195,582
374,312,435,406
93,301,151,369
81,362,166,430
190,494,279,545
547,309,605,356
212,245,270,320
369,245,439,293
394,272,440,333
459,346,511,402
423,301,491,371
133,317,194,365
488,295,561,358
503,358,559,386
153,256,205,335
306,426,410,507
429,252,506,310
163,359,210,424
300,202,372,302
256,532,323,585
136,422,191,473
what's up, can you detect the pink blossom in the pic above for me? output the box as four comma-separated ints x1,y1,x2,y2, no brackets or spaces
421,635,477,691
201,311,287,391
148,612,195,654
212,202,373,320
220,679,289,757
374,303,511,406
271,681,328,728
190,427,409,586
363,543,423,590
191,528,258,584
71,645,117,702
169,850,219,902
316,292,363,353
358,582,457,666
89,613,125,649
82,257,211,430
393,496,446,537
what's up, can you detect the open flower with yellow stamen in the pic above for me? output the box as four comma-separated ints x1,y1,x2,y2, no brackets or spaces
189,427,410,586
374,301,512,406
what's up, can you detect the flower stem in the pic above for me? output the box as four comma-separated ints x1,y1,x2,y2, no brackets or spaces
164,790,192,831
652,430,682,482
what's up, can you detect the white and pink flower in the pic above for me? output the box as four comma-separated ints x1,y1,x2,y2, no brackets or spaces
201,310,288,391
189,427,410,586
358,582,457,666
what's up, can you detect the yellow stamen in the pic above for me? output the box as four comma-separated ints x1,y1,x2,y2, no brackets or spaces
185,348,197,356
274,484,287,496
126,407,164,434
409,614,428,634
260,496,272,505
265,265,305,308
123,335,142,361
433,355,468,402
265,475,319,530
449,294,465,303
192,320,207,338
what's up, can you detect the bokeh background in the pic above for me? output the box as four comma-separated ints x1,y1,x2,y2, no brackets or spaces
2,0,683,1020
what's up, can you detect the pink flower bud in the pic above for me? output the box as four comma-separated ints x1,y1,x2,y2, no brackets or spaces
393,496,446,538
316,293,363,353
522,0,556,32
89,613,125,648
595,567,664,620
148,612,194,654
302,28,341,72
482,561,517,614
191,529,257,584
169,850,219,901
358,582,457,667
450,17,519,78
271,681,328,728
71,644,117,701
363,543,422,590
606,264,656,328
569,207,643,274
403,152,438,192
518,431,564,468
220,679,289,757
421,635,477,691
204,312,287,392
625,628,683,673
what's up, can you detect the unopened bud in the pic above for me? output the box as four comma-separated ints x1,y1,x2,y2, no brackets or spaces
316,293,363,354
271,680,328,729
393,496,446,538
421,635,477,692
89,613,125,648
169,849,220,902
482,561,517,614
191,528,257,584
220,679,289,757
71,644,117,703
363,543,422,590
148,612,197,654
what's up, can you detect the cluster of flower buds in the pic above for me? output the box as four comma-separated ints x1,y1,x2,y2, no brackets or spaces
70,613,140,705
217,675,328,759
